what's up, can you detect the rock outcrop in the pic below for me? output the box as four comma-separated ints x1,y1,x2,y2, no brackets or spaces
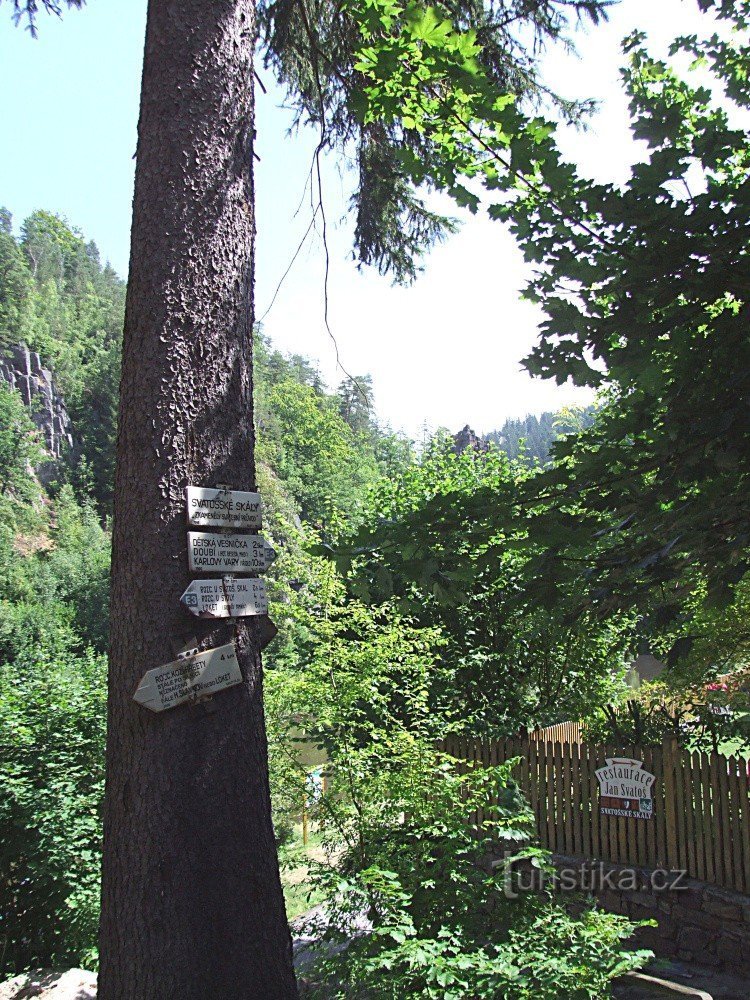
0,343,74,479
452,425,489,455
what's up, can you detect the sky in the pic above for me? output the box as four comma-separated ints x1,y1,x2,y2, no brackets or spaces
0,0,715,439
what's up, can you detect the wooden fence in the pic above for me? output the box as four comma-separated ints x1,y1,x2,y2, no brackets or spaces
439,735,750,895
527,721,582,744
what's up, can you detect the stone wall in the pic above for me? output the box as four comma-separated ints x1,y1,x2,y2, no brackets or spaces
594,863,750,976
509,853,750,977
0,343,74,477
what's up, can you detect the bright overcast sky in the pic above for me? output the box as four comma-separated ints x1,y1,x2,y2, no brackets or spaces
0,0,715,438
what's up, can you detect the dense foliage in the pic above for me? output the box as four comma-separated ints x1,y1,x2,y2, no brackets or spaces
334,436,633,734
0,424,108,973
325,0,750,666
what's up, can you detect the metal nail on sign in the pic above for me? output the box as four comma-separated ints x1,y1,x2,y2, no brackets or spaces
180,577,268,619
187,531,277,574
186,486,262,530
133,642,242,713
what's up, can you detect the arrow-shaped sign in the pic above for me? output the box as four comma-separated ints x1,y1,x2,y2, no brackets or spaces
180,577,268,618
187,531,277,574
186,486,262,530
133,642,242,713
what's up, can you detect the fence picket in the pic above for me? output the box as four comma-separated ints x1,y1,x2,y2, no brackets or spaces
568,743,583,856
699,750,715,884
716,752,733,888
690,751,705,883
680,753,698,872
710,752,723,884
579,742,591,859
739,761,750,892
554,742,565,855
562,743,573,855
728,755,744,893
642,745,656,868
528,739,539,833
663,739,680,870
545,742,556,853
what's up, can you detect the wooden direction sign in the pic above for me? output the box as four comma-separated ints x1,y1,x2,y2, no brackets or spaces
186,485,262,530
180,577,268,618
133,642,242,713
187,531,277,574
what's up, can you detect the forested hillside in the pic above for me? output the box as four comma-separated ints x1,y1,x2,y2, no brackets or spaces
485,406,595,465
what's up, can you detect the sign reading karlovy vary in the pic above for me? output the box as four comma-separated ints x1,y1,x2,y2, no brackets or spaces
187,531,277,574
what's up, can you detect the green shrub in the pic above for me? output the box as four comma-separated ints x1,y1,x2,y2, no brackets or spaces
302,740,650,999
268,577,650,998
0,646,105,975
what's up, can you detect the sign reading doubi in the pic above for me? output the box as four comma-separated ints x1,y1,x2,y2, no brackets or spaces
596,757,655,819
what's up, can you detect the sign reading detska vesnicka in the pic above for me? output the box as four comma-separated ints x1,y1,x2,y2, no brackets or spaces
595,757,655,819
187,531,276,574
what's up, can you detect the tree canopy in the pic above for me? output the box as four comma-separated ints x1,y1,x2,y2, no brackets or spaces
323,0,750,660
259,0,612,282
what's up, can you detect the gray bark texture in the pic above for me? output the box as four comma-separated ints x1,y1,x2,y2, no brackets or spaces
98,2,298,997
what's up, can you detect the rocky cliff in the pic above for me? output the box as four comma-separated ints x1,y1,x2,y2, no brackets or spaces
0,343,75,475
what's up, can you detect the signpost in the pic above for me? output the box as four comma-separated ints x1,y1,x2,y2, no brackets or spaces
186,486,262,530
596,757,655,819
133,642,242,713
187,531,277,574
180,577,268,618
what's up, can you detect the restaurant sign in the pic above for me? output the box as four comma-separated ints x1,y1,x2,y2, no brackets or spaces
595,757,655,820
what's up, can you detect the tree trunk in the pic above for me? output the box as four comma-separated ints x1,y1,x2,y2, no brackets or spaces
98,2,298,997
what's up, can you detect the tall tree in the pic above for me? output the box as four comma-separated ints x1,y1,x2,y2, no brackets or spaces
98,2,297,997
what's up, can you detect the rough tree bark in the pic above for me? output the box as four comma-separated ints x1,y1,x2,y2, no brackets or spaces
98,2,298,997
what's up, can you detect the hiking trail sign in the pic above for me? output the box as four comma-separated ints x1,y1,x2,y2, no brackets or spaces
187,531,277,573
180,577,268,618
186,485,262,530
595,757,655,819
133,642,242,713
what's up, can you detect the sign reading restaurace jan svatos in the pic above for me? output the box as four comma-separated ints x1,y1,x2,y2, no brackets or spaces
596,757,655,820
186,486,262,530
